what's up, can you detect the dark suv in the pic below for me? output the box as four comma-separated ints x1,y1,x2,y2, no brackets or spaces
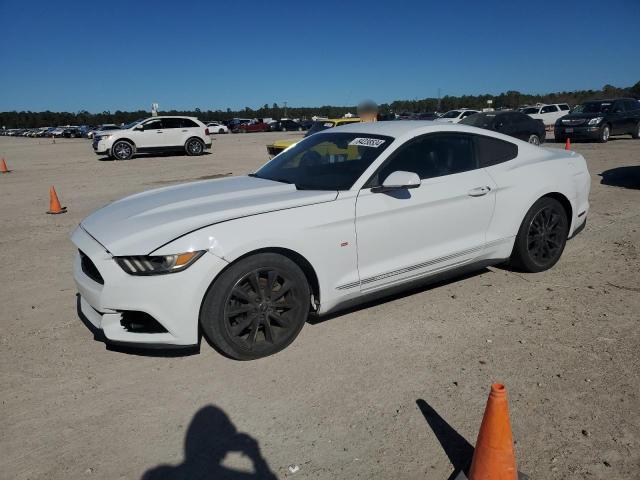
555,98,640,143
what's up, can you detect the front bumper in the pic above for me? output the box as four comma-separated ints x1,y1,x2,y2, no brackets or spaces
71,226,229,346
92,138,110,154
554,125,601,140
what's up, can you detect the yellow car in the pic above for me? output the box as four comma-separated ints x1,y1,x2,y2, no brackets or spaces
266,117,361,156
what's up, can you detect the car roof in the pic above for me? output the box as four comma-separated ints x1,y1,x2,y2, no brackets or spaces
328,120,499,137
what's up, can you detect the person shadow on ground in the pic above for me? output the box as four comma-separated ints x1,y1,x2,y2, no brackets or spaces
141,405,277,480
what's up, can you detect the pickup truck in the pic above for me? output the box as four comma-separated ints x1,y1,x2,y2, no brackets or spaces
554,98,640,143
521,103,570,127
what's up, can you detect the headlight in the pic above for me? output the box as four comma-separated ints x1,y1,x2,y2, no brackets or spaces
97,134,112,141
115,251,205,275
588,117,603,125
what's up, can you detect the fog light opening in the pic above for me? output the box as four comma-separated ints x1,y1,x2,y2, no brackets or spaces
120,311,168,334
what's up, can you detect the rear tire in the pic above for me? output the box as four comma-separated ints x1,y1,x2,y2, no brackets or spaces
185,137,205,156
509,197,569,273
528,134,540,146
200,253,310,360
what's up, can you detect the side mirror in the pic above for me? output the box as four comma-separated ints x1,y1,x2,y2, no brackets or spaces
372,171,421,193
134,124,144,131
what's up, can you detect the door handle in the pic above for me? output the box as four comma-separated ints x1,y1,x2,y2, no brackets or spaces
181,129,188,132
468,186,491,197
156,131,163,133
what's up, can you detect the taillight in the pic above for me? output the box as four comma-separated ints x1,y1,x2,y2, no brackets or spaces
205,128,210,135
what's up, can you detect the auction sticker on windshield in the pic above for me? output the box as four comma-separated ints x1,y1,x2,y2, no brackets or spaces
349,137,386,148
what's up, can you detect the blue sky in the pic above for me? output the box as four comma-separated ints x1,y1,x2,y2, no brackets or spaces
1,0,638,112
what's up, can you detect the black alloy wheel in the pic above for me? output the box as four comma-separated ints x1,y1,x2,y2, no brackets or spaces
510,197,568,272
200,253,310,360
526,205,565,267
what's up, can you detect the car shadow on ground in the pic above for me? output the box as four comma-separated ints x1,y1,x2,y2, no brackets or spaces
97,151,213,162
416,399,474,480
140,404,277,480
599,166,640,190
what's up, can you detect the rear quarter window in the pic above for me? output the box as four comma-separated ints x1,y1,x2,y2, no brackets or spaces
475,135,518,167
181,118,199,128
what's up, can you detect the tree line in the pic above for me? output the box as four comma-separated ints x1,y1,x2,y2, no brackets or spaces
2,81,638,129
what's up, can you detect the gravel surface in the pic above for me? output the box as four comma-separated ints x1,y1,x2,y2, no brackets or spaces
1,132,639,479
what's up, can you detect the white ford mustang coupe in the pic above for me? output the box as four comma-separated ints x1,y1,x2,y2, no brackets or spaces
72,121,590,359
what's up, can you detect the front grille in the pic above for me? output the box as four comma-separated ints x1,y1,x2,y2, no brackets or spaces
562,118,586,126
79,250,104,285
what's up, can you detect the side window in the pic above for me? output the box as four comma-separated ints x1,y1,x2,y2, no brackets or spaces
541,105,558,113
613,102,625,113
162,118,182,129
373,134,477,185
626,100,640,111
475,135,518,168
461,111,475,118
559,104,570,111
143,119,163,130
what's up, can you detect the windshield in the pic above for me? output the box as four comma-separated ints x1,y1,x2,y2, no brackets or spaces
441,110,461,119
253,132,394,190
521,107,539,114
305,120,335,137
573,102,613,114
460,113,495,128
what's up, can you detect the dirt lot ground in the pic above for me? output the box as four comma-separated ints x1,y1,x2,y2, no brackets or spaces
1,131,639,480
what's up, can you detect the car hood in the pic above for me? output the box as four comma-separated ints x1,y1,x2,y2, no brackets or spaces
80,176,338,255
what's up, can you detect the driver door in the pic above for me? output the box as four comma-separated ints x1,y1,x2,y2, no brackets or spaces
134,118,167,148
355,133,496,292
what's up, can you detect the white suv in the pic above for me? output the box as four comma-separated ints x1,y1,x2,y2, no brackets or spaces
92,116,212,160
433,109,480,123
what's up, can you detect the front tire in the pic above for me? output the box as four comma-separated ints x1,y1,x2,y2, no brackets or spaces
528,134,540,146
111,140,134,160
599,124,610,143
185,137,205,156
509,197,569,273
200,253,310,360
631,122,640,139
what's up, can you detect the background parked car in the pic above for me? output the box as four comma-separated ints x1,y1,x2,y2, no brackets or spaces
63,127,82,138
434,109,480,123
554,98,640,143
206,121,229,134
226,118,252,131
268,119,303,132
461,110,546,145
87,124,120,138
521,103,570,127
232,119,270,133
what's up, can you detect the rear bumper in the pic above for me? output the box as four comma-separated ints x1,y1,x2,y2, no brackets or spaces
71,226,229,346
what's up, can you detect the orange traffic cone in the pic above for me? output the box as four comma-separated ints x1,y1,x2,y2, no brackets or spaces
467,384,518,480
565,138,571,150
0,157,10,173
46,186,67,214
